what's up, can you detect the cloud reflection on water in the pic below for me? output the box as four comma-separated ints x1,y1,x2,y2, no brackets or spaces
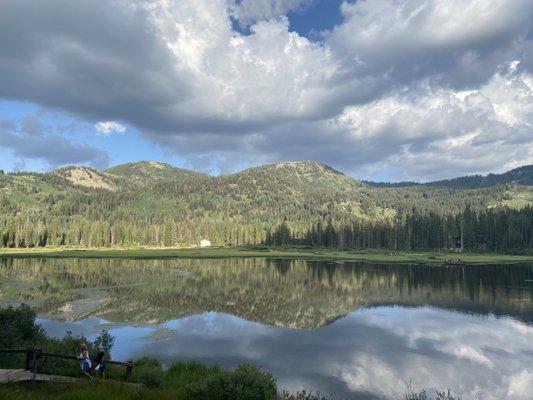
39,306,533,400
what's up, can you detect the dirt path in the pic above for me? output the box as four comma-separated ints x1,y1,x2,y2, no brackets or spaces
0,369,78,383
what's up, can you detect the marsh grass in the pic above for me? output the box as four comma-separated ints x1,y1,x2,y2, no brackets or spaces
0,245,531,264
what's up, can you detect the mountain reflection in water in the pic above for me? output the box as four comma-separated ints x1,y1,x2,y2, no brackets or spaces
1,258,533,399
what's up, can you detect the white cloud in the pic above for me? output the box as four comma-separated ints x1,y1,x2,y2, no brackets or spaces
0,0,532,179
95,121,126,135
507,370,533,400
146,1,338,124
328,0,533,87
332,63,533,180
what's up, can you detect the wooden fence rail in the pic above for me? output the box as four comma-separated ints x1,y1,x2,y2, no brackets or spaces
0,348,133,381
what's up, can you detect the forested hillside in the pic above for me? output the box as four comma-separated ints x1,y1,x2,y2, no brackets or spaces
365,165,533,189
0,161,531,252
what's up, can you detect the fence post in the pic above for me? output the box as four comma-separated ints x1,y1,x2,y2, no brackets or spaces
32,346,37,387
25,347,32,370
126,360,133,381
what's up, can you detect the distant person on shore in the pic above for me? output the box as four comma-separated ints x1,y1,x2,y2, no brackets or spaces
93,345,106,379
78,343,93,379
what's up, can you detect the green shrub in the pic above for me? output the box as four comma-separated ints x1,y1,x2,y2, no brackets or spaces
0,304,43,348
187,364,277,400
231,365,277,400
93,329,115,354
166,361,221,389
0,304,47,369
132,357,165,388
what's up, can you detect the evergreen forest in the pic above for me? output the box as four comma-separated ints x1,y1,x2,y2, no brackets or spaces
0,161,531,252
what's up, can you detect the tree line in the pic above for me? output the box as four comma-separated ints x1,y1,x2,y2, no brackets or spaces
1,205,531,252
266,206,533,252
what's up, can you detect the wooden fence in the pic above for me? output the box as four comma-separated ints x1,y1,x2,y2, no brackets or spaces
0,347,133,383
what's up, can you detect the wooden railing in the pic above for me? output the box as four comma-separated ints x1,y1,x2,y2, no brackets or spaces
0,347,133,382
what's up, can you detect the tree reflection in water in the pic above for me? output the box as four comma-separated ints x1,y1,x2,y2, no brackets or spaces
0,258,532,327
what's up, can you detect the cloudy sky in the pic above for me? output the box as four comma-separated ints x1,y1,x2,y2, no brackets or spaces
0,0,532,181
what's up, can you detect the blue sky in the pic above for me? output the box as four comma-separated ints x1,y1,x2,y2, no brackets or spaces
0,100,185,173
0,0,532,181
288,0,344,39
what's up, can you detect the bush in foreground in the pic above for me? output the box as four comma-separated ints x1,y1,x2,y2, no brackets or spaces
131,358,165,388
185,364,277,400
279,390,331,400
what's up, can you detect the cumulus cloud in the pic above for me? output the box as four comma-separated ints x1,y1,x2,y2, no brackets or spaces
0,0,531,179
328,0,533,88
331,65,533,180
95,121,126,135
0,114,109,168
156,63,532,180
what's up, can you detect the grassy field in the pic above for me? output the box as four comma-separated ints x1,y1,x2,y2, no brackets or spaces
0,246,531,264
0,381,459,400
0,362,282,400
0,381,160,400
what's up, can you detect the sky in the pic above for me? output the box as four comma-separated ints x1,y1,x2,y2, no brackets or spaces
0,0,532,181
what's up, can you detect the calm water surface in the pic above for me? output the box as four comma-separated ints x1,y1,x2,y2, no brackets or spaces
1,258,532,399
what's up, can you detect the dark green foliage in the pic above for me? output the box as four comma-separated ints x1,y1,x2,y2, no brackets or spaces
0,383,463,400
267,206,533,253
132,358,165,388
165,361,222,393
0,304,42,348
186,364,277,400
425,165,533,189
279,390,331,400
0,305,116,377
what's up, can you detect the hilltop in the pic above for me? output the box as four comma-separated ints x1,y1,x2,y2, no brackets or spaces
106,160,207,184
39,160,533,191
55,166,118,191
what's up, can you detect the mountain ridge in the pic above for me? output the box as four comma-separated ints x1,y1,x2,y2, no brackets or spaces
43,161,533,189
365,165,533,189
0,159,531,249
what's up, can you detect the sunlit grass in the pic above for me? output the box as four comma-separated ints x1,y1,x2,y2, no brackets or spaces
0,245,531,264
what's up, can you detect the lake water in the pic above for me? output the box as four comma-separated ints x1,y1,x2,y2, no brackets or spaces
1,257,532,399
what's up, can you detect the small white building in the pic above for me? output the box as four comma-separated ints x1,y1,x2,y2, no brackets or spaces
199,239,211,247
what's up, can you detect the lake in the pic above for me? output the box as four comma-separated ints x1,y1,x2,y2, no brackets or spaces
1,257,532,399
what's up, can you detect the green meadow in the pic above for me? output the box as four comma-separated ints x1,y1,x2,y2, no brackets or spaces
0,246,532,265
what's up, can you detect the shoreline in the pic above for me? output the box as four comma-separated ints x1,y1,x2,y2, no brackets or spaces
0,246,532,264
